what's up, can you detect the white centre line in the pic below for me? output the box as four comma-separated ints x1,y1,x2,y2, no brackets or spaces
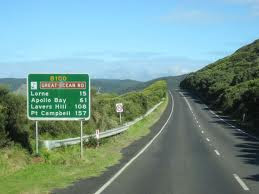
206,138,210,142
198,125,201,128
201,131,204,134
233,174,250,191
214,150,220,156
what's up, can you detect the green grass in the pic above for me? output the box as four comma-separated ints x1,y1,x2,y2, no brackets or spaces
0,95,168,194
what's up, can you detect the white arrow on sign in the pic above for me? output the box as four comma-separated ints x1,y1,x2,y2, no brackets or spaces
116,103,123,113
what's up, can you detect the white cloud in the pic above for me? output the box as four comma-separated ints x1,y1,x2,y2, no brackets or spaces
0,54,211,81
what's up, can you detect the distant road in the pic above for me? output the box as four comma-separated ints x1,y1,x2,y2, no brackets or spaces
94,85,259,194
56,84,259,194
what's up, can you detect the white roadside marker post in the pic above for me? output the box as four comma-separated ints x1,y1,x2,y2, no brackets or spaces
96,129,100,147
242,113,246,122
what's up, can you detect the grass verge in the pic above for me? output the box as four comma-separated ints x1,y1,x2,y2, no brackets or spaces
0,95,168,194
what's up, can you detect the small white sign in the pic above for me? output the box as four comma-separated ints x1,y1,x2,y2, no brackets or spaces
116,103,123,113
96,129,100,139
31,82,37,90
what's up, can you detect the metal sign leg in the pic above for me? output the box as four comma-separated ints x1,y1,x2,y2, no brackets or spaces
36,121,39,155
80,120,83,158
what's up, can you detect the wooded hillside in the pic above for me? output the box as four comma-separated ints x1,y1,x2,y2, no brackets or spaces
180,39,259,131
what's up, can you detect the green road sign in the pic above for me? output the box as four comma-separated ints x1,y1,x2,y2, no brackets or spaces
27,74,90,120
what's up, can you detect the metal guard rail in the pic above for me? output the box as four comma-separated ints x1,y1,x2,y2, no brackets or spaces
42,101,163,150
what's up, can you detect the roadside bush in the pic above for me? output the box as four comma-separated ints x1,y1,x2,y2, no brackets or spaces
4,94,32,152
0,105,8,148
84,136,98,148
0,80,167,151
0,86,9,147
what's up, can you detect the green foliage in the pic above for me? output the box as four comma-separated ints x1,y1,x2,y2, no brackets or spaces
0,104,8,147
84,136,98,148
0,86,10,147
4,94,32,152
0,91,168,194
0,86,32,150
0,80,167,150
0,144,31,176
180,39,259,129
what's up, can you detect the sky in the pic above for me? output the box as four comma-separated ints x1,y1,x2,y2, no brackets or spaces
0,0,258,81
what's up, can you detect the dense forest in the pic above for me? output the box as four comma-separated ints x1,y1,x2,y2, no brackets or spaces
0,80,167,152
180,39,259,131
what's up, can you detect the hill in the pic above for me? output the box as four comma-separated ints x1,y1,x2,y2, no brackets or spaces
0,78,141,95
180,39,259,130
0,75,186,95
91,79,141,94
121,75,186,93
0,78,26,91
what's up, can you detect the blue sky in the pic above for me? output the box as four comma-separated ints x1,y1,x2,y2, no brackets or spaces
0,0,258,81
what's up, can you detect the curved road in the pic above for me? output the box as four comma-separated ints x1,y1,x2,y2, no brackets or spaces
94,87,259,194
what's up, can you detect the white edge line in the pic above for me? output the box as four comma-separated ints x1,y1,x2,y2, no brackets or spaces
207,103,259,141
94,91,174,194
181,91,257,142
233,174,250,191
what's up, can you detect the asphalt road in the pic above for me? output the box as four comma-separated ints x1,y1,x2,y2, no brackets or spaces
55,86,259,194
93,88,259,194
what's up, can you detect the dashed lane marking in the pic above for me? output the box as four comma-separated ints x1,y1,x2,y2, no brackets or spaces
214,150,220,156
233,174,250,191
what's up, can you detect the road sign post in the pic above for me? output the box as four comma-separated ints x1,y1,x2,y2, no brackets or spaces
80,120,83,158
116,103,123,125
27,74,91,157
35,121,39,155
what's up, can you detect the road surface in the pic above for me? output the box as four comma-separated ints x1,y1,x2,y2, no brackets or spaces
55,86,259,194
94,87,259,194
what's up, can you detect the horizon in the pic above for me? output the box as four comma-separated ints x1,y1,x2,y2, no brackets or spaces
0,75,183,82
0,0,259,81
